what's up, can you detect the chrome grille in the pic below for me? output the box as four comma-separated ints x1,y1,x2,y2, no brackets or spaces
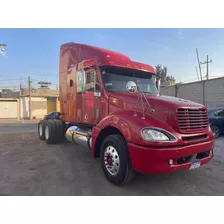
177,108,209,132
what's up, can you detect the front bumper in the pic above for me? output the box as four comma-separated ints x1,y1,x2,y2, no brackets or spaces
128,140,214,174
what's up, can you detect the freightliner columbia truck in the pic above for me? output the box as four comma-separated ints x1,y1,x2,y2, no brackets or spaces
38,42,214,186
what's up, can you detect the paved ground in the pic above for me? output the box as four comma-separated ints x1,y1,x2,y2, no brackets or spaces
0,123,37,134
0,126,223,196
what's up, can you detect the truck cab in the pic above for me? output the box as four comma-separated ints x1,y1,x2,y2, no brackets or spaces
38,42,214,186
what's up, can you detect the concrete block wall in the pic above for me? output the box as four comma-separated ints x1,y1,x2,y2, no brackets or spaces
177,81,204,105
20,97,47,119
204,77,224,108
160,86,175,96
160,77,224,108
20,88,59,97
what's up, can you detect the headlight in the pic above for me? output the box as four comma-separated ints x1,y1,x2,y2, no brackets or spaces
141,128,176,142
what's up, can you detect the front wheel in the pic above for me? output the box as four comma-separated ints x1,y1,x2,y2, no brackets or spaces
100,134,135,186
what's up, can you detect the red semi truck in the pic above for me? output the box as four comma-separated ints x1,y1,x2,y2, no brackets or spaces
38,42,214,185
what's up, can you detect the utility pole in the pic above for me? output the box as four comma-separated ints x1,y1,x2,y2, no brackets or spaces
200,55,212,80
28,76,32,120
195,66,200,81
196,48,203,81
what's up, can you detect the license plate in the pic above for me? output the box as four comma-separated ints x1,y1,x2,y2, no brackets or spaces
189,161,201,170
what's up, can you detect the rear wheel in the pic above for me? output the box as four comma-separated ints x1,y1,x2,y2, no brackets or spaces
211,125,220,139
38,120,46,140
45,120,57,144
54,119,65,142
100,134,135,186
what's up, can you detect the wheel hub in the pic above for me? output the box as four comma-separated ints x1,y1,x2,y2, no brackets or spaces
107,157,113,166
45,125,49,140
39,124,42,136
104,146,120,175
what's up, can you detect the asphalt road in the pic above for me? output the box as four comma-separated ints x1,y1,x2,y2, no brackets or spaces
0,123,37,134
0,124,223,196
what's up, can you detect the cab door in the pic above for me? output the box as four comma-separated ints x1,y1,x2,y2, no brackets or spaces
82,68,102,125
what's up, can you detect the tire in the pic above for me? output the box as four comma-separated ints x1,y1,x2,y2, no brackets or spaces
38,120,46,140
54,119,64,142
211,125,220,139
45,120,57,144
100,134,135,186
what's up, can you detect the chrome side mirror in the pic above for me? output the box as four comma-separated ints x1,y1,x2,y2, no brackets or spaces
126,81,137,93
94,92,101,97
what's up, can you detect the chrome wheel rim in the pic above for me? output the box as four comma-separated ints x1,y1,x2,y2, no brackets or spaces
39,124,43,136
212,126,219,138
45,125,49,140
104,146,120,175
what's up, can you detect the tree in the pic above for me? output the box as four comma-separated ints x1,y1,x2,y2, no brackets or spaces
166,75,175,83
2,89,13,93
155,64,175,85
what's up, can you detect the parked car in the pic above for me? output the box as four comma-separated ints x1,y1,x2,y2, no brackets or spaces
208,108,224,138
42,112,61,120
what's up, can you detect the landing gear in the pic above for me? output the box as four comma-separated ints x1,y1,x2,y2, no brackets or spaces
100,134,135,186
38,119,65,144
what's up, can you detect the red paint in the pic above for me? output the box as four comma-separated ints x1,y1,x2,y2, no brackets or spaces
107,157,113,166
59,42,214,175
128,140,214,174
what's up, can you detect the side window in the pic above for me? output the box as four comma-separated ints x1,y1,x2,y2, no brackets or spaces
76,70,85,93
85,69,100,92
216,109,224,117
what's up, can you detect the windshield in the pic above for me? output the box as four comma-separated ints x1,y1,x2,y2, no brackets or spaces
100,66,158,94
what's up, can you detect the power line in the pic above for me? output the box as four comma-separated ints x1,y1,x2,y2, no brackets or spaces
0,86,20,89
0,68,57,77
0,78,26,82
0,78,58,89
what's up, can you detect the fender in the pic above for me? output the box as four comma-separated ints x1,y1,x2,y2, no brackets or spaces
91,109,180,157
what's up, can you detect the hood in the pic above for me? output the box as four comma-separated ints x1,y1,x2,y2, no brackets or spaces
108,92,205,131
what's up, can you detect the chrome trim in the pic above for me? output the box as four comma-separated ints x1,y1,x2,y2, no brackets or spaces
65,126,92,150
140,126,178,143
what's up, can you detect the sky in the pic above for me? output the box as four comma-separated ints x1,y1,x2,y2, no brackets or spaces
0,28,224,90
